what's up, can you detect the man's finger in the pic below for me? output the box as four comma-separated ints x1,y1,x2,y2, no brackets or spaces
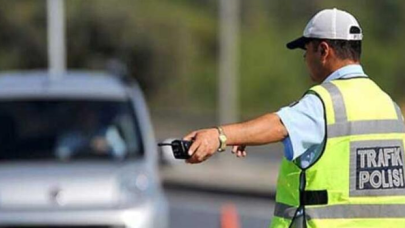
239,145,246,152
183,131,197,141
232,145,238,154
191,144,208,163
235,145,247,158
187,139,201,156
187,143,207,164
235,145,245,154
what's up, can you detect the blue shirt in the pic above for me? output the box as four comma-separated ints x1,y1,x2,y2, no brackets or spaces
276,65,367,168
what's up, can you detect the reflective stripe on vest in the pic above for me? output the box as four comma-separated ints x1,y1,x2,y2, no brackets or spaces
328,120,405,138
273,202,297,220
306,204,405,219
274,202,405,219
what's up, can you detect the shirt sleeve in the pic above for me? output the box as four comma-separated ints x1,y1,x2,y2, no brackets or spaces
276,94,325,161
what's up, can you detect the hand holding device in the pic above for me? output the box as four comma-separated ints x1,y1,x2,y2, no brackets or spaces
158,140,193,159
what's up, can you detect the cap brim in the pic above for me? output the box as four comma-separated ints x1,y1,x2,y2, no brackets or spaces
286,36,310,50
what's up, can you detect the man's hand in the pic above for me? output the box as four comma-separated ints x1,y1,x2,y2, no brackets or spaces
232,145,247,158
183,128,220,164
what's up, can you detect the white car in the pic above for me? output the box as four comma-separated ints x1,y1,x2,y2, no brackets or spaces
0,71,169,228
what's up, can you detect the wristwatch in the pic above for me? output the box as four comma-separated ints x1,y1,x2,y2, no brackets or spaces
216,126,227,152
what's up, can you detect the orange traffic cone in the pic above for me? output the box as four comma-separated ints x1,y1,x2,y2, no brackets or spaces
221,203,241,228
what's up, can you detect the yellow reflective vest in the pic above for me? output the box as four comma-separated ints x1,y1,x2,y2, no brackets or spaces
270,77,405,228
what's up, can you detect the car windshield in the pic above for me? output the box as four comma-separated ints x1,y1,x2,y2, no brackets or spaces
0,100,143,162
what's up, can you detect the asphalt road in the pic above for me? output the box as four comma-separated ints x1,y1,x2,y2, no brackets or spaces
165,187,275,228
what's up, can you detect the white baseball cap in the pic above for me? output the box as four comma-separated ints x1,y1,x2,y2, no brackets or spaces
287,8,363,50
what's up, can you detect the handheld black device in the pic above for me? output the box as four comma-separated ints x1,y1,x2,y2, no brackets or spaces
158,140,193,159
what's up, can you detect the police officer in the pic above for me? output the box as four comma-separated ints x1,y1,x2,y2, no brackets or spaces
183,8,405,228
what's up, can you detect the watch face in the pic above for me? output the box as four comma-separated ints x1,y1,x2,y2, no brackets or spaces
219,135,227,141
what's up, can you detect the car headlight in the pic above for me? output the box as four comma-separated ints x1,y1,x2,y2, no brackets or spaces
119,172,153,205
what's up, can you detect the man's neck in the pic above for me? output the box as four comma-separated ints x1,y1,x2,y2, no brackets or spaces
320,59,360,82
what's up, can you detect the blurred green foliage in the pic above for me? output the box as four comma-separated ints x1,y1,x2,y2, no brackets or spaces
1,0,405,120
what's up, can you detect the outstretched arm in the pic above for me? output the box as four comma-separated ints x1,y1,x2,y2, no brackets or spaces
183,113,288,164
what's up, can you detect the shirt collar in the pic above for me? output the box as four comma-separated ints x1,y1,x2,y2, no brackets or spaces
322,64,367,84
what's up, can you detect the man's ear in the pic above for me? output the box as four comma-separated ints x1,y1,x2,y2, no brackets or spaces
319,41,330,60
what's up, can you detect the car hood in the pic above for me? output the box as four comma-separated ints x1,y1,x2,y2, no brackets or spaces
0,161,146,210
